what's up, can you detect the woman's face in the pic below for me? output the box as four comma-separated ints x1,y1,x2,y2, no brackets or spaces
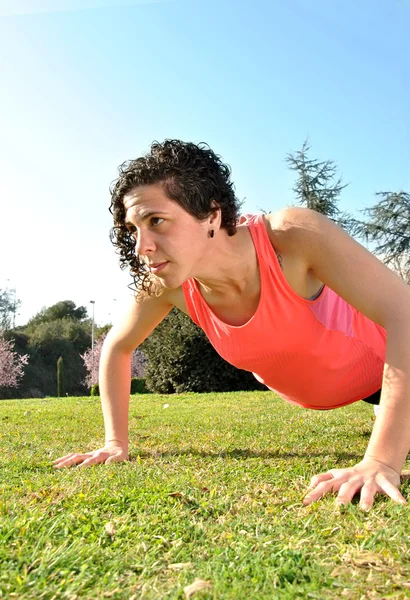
123,183,216,288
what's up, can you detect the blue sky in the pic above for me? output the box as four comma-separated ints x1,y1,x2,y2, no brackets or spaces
1,0,409,326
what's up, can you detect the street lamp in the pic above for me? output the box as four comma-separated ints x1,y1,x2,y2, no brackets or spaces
90,300,95,375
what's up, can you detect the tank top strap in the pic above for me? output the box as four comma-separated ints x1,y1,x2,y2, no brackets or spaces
245,213,288,296
182,212,283,326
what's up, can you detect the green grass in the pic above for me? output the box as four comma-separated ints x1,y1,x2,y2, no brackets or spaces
1,391,410,599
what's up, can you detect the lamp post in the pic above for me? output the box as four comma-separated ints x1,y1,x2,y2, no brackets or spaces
90,300,95,378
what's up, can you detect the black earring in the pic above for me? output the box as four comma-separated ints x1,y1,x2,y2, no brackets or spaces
208,229,214,238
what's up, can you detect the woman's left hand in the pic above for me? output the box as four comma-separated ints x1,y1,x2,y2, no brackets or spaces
303,458,407,510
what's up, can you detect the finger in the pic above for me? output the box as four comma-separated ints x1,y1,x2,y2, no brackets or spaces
359,482,377,511
303,479,336,505
53,453,76,465
77,454,107,468
336,479,363,507
378,477,407,505
53,454,91,468
308,472,335,489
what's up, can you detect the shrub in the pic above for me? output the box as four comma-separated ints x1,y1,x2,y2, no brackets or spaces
90,378,149,397
141,308,267,394
131,377,150,394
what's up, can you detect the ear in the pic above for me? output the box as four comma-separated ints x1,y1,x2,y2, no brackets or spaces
209,201,221,225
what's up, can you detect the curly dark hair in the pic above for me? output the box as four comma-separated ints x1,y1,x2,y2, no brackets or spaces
109,139,243,298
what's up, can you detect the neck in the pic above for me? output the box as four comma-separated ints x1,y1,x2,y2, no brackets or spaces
194,225,257,297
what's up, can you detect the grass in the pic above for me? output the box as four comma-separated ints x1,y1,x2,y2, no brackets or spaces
0,391,410,599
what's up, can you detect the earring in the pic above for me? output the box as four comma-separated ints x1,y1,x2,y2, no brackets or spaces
208,229,214,238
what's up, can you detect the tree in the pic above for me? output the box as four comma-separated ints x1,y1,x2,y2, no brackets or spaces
1,300,114,398
57,356,64,397
0,288,21,330
285,139,352,227
0,331,28,389
27,319,91,355
81,334,147,388
345,191,410,284
21,302,92,396
25,301,88,329
20,319,91,397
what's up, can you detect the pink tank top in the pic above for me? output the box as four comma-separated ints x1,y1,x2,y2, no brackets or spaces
182,213,386,409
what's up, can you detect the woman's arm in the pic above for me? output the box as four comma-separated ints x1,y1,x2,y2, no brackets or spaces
266,207,410,508
53,292,173,468
304,319,409,510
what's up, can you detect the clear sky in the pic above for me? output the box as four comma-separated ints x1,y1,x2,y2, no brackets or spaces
1,0,409,327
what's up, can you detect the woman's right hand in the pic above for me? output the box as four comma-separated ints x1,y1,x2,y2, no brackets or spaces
52,443,129,468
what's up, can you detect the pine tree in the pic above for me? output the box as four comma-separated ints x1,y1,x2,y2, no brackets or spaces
347,191,410,284
57,356,64,397
285,139,352,228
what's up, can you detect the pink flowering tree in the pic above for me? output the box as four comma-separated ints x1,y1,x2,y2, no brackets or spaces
81,334,147,388
0,331,29,388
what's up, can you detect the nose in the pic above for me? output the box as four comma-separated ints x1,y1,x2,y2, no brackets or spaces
135,228,156,257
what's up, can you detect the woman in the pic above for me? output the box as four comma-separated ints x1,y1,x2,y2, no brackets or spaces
54,140,410,511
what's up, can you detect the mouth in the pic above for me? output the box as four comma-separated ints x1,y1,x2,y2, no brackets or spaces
149,261,169,274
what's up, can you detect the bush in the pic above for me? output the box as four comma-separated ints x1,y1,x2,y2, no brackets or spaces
141,308,267,394
90,378,150,397
90,384,100,396
131,377,150,394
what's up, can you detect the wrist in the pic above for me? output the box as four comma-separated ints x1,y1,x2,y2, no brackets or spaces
362,455,401,477
106,438,128,449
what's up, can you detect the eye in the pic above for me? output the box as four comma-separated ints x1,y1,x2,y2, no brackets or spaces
151,217,164,227
126,224,137,234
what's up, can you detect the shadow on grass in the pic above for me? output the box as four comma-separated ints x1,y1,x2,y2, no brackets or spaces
131,448,362,461
7,450,362,475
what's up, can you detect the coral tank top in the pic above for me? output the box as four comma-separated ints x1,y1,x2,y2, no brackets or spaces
182,213,386,409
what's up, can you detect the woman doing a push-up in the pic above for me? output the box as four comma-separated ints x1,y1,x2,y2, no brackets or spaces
54,140,410,511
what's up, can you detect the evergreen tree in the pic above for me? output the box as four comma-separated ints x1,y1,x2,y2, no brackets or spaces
346,191,410,284
285,139,352,228
57,356,64,397
25,300,88,329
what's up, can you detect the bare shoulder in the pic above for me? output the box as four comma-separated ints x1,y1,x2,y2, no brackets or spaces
265,206,410,326
262,208,326,297
264,206,320,241
262,206,316,257
263,206,343,259
263,204,366,278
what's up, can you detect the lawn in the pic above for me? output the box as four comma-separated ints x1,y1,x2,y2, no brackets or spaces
1,391,409,599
